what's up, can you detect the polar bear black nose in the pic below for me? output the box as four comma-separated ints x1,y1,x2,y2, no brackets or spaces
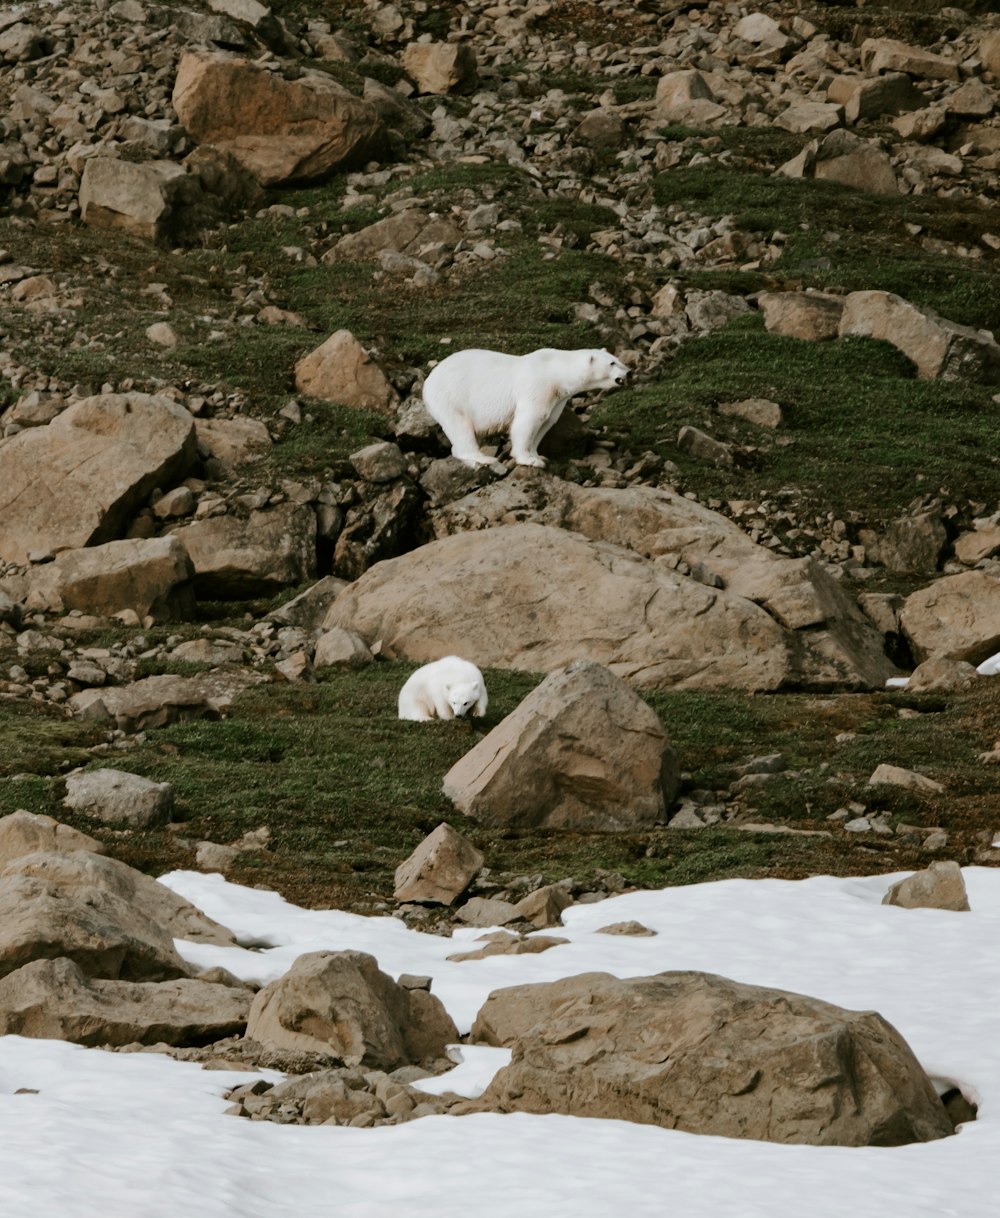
615,375,626,385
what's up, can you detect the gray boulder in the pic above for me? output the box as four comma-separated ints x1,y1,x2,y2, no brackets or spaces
63,768,174,830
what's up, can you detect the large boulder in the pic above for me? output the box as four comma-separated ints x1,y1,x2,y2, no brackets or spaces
899,571,1000,664
839,292,1000,383
17,536,195,621
2,850,236,947
171,502,317,597
860,38,960,83
0,393,196,565
428,478,898,690
472,971,954,1147
323,522,793,691
172,51,385,186
0,810,105,869
443,661,679,831
246,950,457,1069
0,862,191,983
0,957,250,1047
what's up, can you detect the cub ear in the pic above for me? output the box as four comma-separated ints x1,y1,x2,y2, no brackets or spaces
589,352,595,364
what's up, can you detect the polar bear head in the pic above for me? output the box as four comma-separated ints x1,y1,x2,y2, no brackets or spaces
582,349,630,392
447,682,482,717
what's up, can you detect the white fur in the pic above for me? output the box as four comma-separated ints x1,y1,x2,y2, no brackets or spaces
422,346,630,469
398,656,488,722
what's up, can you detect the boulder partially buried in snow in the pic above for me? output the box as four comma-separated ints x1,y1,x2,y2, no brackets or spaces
471,970,954,1147
246,950,457,1069
0,393,196,565
443,661,679,831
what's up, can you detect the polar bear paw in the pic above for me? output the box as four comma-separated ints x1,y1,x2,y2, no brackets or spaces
513,452,546,468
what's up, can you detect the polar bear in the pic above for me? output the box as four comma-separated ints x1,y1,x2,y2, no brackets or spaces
397,656,488,722
422,346,630,469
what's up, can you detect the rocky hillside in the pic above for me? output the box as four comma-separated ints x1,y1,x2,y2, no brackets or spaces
0,0,999,911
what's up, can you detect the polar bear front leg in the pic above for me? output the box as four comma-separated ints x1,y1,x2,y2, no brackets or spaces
509,392,558,467
431,687,456,720
437,411,500,468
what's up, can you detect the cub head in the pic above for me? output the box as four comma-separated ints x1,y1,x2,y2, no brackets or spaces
586,349,630,391
447,682,482,718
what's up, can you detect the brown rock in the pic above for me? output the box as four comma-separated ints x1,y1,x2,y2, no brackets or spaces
981,32,1000,77
0,810,104,870
323,522,793,691
812,130,897,194
79,156,202,242
401,42,478,95
839,291,1000,383
246,950,458,1069
393,822,484,906
860,39,960,83
841,73,923,124
867,508,947,574
447,932,568,962
906,657,980,693
3,849,237,946
172,52,385,185
313,627,373,669
294,329,399,414
867,764,945,794
717,397,783,428
63,767,173,829
22,536,195,622
322,209,462,264
443,660,679,832
0,957,250,1047
0,393,196,566
172,502,317,597
953,523,1000,565
757,291,843,340
900,571,1000,664
195,417,272,466
883,861,970,912
69,671,262,732
471,970,954,1147
513,885,573,929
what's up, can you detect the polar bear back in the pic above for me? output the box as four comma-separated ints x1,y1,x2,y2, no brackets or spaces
422,347,616,433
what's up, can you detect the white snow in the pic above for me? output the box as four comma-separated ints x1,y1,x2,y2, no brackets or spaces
976,650,1000,677
1,866,998,1218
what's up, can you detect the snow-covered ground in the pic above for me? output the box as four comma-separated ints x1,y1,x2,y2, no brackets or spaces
1,866,997,1218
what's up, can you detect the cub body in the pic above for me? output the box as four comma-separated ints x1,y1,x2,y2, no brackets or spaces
398,656,488,722
422,346,629,468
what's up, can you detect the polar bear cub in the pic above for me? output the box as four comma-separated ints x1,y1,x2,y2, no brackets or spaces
422,346,629,469
398,656,488,722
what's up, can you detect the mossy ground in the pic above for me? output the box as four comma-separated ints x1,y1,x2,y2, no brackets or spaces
3,660,997,910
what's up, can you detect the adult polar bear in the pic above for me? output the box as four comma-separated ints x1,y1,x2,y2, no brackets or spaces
422,346,629,468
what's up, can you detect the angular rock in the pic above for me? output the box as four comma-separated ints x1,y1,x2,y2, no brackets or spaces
839,292,1000,384
79,156,202,242
195,417,272,467
757,291,843,341
0,810,105,870
2,849,237,946
443,661,679,832
322,209,462,264
677,425,732,467
19,536,195,621
867,508,947,574
63,768,174,830
393,822,484,906
0,393,196,566
69,671,261,732
839,73,923,125
883,862,970,912
454,896,520,928
172,502,317,597
868,764,945,795
513,885,573,929
294,329,399,414
266,575,347,630
350,441,407,483
775,101,842,135
246,950,457,1069
0,865,190,983
0,957,250,1047
333,481,421,581
813,129,897,194
906,657,980,694
323,522,793,691
313,627,373,669
900,572,1000,664
172,51,385,185
427,478,898,690
402,41,478,95
717,398,783,428
472,971,953,1147
953,523,1000,565
860,38,960,83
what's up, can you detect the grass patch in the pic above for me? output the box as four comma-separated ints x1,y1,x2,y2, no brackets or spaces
593,314,999,520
